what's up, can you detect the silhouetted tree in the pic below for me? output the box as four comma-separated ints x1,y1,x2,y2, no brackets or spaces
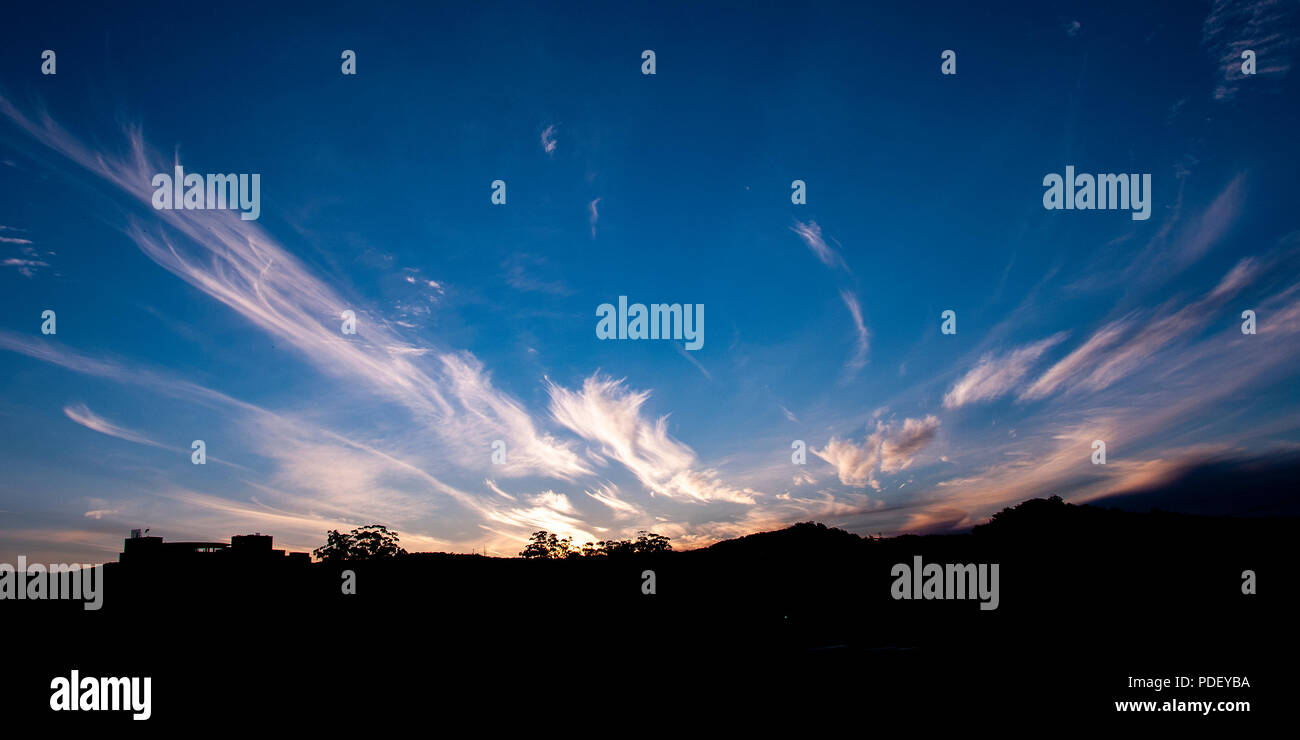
633,531,672,554
313,529,354,563
598,538,635,557
313,524,407,562
521,530,673,558
520,531,570,558
349,525,407,559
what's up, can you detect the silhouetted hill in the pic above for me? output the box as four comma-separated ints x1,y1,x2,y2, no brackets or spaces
1089,451,1300,517
3,496,1287,726
699,520,865,555
972,493,1299,541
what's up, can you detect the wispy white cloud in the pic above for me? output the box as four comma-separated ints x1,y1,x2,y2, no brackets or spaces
2,257,49,276
0,97,587,482
1210,254,1260,298
548,374,756,504
62,401,250,472
1090,174,1246,295
675,342,712,380
440,353,592,480
815,432,885,489
791,220,846,270
1,231,51,277
1078,256,1260,394
83,509,119,520
1202,0,1298,100
583,483,643,520
839,289,870,372
1021,320,1129,401
814,415,940,489
880,415,941,473
911,262,1300,534
63,403,172,450
485,489,599,545
541,124,558,155
1,332,485,524
484,479,517,501
943,333,1067,409
1172,173,1245,268
0,225,32,244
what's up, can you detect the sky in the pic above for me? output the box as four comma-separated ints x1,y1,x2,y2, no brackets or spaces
2,1,1299,563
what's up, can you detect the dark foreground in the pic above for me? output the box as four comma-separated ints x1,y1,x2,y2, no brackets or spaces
2,498,1289,728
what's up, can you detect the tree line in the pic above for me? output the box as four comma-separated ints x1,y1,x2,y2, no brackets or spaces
311,524,672,561
519,530,672,558
313,524,407,562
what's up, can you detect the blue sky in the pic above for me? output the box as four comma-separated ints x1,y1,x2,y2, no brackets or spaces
3,1,1299,562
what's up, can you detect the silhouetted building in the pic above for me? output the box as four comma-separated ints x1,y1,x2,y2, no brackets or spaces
119,530,308,564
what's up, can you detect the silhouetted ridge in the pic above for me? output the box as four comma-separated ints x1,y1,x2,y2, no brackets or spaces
1092,450,1300,517
5,494,1288,726
972,494,1298,542
699,521,864,557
